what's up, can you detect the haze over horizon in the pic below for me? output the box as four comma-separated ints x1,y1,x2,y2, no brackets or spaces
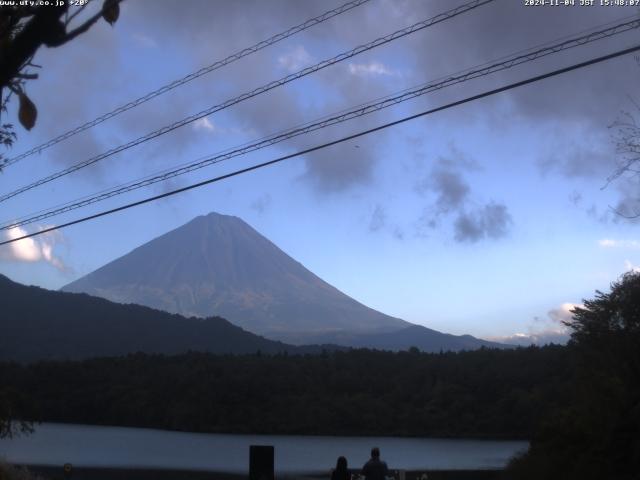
2,0,640,344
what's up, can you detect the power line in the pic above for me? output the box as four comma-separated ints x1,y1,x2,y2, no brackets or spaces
2,0,372,168
2,43,638,247
0,0,495,204
3,16,639,231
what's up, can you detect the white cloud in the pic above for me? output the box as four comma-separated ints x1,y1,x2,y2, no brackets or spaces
490,302,581,346
548,302,582,324
624,259,640,273
598,239,640,249
277,45,313,72
1,226,67,271
492,330,570,346
348,61,395,76
5,227,42,262
193,117,216,132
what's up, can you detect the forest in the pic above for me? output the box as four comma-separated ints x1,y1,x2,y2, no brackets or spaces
0,345,570,439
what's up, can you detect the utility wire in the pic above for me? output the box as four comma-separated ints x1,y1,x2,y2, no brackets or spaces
2,43,639,247
0,0,495,204
3,16,638,231
2,0,372,168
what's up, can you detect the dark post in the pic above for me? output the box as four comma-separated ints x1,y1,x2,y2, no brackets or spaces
62,463,72,480
249,445,274,480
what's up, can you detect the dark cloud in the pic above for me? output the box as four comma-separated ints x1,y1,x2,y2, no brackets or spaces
155,174,189,198
224,53,394,192
250,193,272,214
24,20,122,174
537,129,618,180
415,145,475,213
414,211,437,237
114,89,213,166
369,204,386,232
20,0,635,209
123,0,405,194
429,168,470,213
45,133,106,175
414,144,511,243
127,0,317,55
453,210,483,243
569,190,582,206
402,0,638,127
453,202,512,243
302,140,378,191
365,203,406,239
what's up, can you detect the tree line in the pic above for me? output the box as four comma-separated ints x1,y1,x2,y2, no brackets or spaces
1,345,570,439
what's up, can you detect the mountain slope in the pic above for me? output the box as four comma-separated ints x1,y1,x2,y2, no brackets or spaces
62,212,409,340
0,274,320,362
61,212,506,351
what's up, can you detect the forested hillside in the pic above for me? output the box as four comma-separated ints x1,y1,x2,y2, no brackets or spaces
0,274,328,362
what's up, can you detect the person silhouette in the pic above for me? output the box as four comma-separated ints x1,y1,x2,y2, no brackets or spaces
361,447,388,480
331,456,350,480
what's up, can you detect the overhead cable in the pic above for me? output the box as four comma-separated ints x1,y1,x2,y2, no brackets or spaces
3,16,639,230
2,43,639,247
0,0,495,203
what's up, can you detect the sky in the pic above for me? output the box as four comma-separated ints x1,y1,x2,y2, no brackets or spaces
1,0,640,344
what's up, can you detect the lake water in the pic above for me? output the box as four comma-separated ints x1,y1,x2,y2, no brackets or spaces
0,423,528,474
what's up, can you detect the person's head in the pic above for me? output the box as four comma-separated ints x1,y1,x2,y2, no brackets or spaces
335,456,348,471
371,447,380,459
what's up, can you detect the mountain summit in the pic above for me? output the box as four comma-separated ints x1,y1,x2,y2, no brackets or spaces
63,212,505,350
63,212,409,342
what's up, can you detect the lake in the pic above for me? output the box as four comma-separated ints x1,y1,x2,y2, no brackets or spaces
0,423,528,474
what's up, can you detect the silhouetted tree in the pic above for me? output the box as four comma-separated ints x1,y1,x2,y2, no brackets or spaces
605,99,640,218
509,272,640,479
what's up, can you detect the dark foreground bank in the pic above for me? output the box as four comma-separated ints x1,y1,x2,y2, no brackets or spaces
21,465,506,480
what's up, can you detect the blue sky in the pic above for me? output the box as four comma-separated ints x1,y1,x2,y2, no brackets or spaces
1,0,640,343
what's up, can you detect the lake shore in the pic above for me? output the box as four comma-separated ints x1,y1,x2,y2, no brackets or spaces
1,423,527,474
21,465,507,480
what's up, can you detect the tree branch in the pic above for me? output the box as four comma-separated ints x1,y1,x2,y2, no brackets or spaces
14,73,38,80
65,4,88,27
55,0,123,46
51,8,102,46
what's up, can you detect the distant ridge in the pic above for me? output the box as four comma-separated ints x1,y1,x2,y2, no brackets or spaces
293,324,509,351
62,212,506,352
